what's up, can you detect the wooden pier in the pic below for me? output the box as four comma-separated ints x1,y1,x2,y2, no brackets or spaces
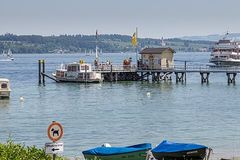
137,65,240,84
38,60,240,84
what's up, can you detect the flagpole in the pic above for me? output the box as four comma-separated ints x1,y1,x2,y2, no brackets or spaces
135,27,138,64
95,30,99,66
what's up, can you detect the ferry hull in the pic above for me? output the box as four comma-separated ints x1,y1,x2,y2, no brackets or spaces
209,59,240,66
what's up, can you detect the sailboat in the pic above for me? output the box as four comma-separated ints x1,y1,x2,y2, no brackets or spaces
1,49,14,61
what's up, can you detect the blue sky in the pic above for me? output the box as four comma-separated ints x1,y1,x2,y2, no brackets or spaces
1,0,240,38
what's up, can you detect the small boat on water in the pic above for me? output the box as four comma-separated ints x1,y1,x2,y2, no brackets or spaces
1,49,14,61
0,78,11,99
52,61,103,83
82,143,152,160
152,140,209,160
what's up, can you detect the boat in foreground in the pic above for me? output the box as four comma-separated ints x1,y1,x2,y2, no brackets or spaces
82,143,152,160
53,61,103,83
0,78,11,99
152,140,208,160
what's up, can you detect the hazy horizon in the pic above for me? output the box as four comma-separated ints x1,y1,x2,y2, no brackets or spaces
1,0,240,38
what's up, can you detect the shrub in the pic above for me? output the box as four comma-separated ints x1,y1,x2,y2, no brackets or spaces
0,140,64,160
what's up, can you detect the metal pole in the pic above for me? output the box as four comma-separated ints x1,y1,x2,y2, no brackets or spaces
85,65,87,83
135,27,138,65
38,60,41,84
53,153,56,160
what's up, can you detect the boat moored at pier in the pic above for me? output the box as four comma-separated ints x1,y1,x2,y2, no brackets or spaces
52,61,103,83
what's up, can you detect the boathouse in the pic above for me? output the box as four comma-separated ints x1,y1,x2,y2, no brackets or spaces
139,47,175,70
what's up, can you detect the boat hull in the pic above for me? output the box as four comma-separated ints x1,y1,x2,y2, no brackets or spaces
0,90,10,99
152,148,207,160
55,78,101,83
83,150,149,160
210,59,240,66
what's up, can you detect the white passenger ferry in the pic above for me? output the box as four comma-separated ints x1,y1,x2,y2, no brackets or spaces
53,61,103,83
209,35,240,66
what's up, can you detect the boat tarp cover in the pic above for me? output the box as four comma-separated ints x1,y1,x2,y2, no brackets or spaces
82,143,151,156
152,140,207,153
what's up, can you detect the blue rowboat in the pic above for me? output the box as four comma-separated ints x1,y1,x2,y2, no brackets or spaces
152,140,208,160
82,143,152,160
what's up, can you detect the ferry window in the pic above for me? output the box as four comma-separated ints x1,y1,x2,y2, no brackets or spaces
67,66,72,71
1,83,7,89
72,66,77,71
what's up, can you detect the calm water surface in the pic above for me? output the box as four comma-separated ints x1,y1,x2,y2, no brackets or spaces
0,52,240,159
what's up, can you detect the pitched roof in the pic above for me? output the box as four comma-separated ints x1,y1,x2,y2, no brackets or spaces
139,47,175,54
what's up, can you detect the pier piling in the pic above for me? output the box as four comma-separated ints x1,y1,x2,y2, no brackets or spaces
175,72,185,83
42,60,45,85
38,59,45,85
200,72,210,84
38,60,41,84
227,72,237,84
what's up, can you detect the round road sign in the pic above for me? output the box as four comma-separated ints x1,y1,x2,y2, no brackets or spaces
47,121,63,142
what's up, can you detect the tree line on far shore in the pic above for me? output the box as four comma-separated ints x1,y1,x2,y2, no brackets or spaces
0,33,214,53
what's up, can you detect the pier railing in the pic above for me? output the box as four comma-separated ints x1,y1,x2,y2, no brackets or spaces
138,65,240,73
93,64,137,72
51,62,240,73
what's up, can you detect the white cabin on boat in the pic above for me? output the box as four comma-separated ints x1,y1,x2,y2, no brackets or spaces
54,62,102,83
0,78,11,98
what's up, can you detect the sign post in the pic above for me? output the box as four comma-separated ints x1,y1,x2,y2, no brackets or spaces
46,121,64,160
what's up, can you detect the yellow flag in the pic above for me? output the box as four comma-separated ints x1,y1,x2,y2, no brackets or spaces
131,32,137,46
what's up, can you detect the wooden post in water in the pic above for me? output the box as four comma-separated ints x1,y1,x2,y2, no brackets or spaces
184,61,187,82
38,60,42,84
42,60,45,85
110,65,113,82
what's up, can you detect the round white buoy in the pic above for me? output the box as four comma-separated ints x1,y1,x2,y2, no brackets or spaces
19,96,24,102
102,143,111,147
147,92,151,97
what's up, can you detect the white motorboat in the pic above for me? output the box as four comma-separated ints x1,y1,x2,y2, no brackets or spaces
0,78,11,99
53,61,103,83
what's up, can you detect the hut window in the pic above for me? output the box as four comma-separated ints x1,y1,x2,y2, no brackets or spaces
158,59,161,65
1,83,7,89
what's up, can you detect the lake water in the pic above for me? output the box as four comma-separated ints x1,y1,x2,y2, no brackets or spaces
0,52,240,159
